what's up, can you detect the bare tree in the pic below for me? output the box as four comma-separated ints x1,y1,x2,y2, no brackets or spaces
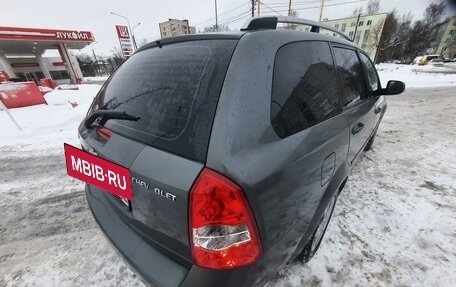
76,54,96,77
289,10,299,17
200,24,230,33
109,47,126,67
351,6,363,17
402,2,446,60
137,38,149,48
373,10,414,63
352,0,380,17
365,0,380,14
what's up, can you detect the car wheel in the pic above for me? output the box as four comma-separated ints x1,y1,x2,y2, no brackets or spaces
295,193,337,263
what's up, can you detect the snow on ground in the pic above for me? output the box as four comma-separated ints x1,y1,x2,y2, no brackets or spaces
0,69,455,286
266,87,456,287
0,84,101,152
83,76,109,85
376,63,456,88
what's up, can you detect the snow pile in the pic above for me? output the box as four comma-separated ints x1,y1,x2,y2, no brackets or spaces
38,86,53,93
83,76,109,85
0,82,35,92
376,63,456,88
56,84,79,90
44,84,100,106
0,84,101,151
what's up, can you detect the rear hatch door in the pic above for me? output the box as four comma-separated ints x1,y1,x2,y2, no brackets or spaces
80,37,239,263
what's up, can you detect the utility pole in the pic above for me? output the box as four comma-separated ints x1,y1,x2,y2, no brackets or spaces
353,13,361,41
319,0,325,21
288,0,292,16
215,0,219,32
132,22,141,50
251,0,255,17
92,47,98,76
258,0,260,16
92,46,98,63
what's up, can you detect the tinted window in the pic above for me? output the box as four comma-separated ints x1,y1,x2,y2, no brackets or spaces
333,47,366,106
92,39,238,162
359,53,380,93
271,41,339,138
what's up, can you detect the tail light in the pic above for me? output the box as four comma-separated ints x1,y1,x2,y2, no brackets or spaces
189,168,262,270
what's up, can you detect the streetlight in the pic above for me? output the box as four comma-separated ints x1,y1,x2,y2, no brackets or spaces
90,42,104,76
110,12,138,51
132,22,141,49
91,41,98,63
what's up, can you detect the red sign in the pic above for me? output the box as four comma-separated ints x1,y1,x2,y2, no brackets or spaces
115,25,130,39
115,25,133,58
0,71,9,82
64,144,133,201
0,26,94,42
0,82,46,108
52,61,65,66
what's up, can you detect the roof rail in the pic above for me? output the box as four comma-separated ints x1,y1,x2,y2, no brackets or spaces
240,16,352,42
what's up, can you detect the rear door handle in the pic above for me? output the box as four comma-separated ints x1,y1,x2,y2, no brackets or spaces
374,107,382,114
352,122,364,134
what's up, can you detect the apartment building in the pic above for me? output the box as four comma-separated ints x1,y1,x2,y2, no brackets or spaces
294,13,388,60
434,16,456,58
159,19,196,39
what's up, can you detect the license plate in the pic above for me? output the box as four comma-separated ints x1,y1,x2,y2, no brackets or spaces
64,143,133,201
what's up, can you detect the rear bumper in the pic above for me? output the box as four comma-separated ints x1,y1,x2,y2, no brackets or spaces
85,185,264,287
85,185,189,287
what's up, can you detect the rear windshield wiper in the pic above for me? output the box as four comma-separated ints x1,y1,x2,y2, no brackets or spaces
84,110,141,128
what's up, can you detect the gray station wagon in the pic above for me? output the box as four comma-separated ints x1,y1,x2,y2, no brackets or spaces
79,16,404,287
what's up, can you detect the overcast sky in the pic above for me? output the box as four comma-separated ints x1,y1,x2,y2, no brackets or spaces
1,0,454,57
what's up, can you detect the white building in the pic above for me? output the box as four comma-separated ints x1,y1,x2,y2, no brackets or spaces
294,13,388,60
0,54,82,85
0,26,94,84
159,19,196,39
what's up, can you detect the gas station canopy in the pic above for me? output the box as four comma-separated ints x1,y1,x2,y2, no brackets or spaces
0,26,95,83
0,26,94,54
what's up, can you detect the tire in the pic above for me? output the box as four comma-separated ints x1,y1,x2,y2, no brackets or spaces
295,193,337,263
364,131,377,151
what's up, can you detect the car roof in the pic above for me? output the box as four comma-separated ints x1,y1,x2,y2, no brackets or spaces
137,20,358,54
136,32,245,52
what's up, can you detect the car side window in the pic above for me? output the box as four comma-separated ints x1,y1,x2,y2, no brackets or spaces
333,47,366,107
271,41,340,138
359,52,380,94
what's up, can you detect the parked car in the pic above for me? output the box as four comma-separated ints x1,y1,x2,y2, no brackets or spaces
78,16,405,287
412,56,423,65
430,58,444,67
419,54,440,65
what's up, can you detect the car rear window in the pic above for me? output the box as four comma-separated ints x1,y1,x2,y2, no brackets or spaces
92,39,238,162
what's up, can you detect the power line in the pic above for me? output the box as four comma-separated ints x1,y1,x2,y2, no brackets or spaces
196,0,367,29
262,0,339,9
218,11,252,26
218,10,251,25
193,1,251,27
260,2,286,16
259,0,367,13
266,0,323,6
